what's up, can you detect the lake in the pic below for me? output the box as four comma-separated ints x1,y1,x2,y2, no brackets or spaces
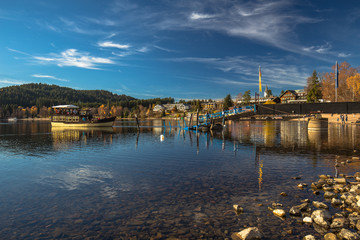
0,119,359,239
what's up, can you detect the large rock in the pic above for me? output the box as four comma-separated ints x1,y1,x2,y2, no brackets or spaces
338,228,360,240
330,217,346,229
311,210,331,228
334,178,347,184
234,227,262,240
312,201,329,209
289,203,308,216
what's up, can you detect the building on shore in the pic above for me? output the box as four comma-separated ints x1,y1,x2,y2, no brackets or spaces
279,90,307,103
153,103,190,112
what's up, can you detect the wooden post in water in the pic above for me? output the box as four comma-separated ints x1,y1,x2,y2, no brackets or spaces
196,110,199,127
188,113,193,128
135,114,140,131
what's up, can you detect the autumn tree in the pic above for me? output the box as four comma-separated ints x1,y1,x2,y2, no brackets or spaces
346,73,360,101
306,70,322,102
321,61,357,102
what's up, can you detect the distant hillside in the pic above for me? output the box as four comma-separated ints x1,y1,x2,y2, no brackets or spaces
0,83,136,107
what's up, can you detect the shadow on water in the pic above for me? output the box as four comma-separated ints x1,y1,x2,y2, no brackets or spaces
1,119,360,239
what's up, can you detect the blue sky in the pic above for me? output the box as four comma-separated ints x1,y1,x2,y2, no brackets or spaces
0,0,359,100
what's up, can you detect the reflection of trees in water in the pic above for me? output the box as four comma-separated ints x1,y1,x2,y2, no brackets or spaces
0,121,53,155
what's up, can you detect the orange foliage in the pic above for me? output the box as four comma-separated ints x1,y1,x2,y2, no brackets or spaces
321,61,357,102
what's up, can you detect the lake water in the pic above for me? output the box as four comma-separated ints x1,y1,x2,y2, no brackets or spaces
0,119,360,239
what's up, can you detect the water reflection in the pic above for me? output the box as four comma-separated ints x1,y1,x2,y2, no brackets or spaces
2,120,360,239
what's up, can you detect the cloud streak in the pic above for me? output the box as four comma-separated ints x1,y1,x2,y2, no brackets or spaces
0,78,25,85
32,74,69,82
98,41,130,49
34,49,114,70
169,55,308,87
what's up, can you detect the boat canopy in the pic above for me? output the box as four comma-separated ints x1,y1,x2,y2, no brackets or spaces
52,105,79,109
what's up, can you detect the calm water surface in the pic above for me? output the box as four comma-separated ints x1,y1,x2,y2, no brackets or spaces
0,119,360,239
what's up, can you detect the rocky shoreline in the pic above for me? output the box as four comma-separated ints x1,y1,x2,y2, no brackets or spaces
231,172,360,240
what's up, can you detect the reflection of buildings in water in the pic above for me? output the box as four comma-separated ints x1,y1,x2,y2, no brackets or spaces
280,121,307,148
152,120,164,135
231,121,253,144
51,127,114,149
263,121,276,147
254,146,263,191
328,124,359,150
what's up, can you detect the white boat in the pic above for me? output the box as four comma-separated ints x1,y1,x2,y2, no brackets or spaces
51,105,116,128
8,117,17,122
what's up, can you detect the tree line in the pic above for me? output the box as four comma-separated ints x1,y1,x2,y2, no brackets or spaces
0,83,174,118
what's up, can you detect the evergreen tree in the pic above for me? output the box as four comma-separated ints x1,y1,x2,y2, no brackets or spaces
223,94,233,110
306,70,322,102
242,90,251,105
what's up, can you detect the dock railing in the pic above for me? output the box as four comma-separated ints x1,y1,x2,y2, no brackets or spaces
198,105,256,123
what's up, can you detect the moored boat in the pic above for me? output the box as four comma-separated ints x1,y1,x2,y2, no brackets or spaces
51,105,116,128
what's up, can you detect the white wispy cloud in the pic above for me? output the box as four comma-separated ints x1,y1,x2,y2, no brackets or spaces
145,1,323,59
303,42,332,54
338,53,351,58
169,55,308,87
7,47,31,56
0,78,25,85
153,45,177,53
137,46,149,53
190,12,215,20
32,74,69,82
98,41,130,49
34,49,114,70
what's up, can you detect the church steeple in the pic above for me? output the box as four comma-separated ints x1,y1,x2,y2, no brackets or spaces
264,85,268,98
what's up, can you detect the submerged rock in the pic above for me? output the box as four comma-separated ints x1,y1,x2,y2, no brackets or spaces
289,203,308,216
280,192,287,197
233,227,262,240
233,205,243,216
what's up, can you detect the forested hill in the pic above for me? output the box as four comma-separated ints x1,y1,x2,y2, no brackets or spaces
0,83,136,107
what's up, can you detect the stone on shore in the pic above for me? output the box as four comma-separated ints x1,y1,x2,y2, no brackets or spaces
233,227,262,240
330,217,346,229
338,228,360,240
312,201,329,209
324,191,336,199
303,217,312,223
311,210,331,228
331,198,341,205
334,178,347,184
324,233,337,240
273,209,286,218
303,235,316,240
